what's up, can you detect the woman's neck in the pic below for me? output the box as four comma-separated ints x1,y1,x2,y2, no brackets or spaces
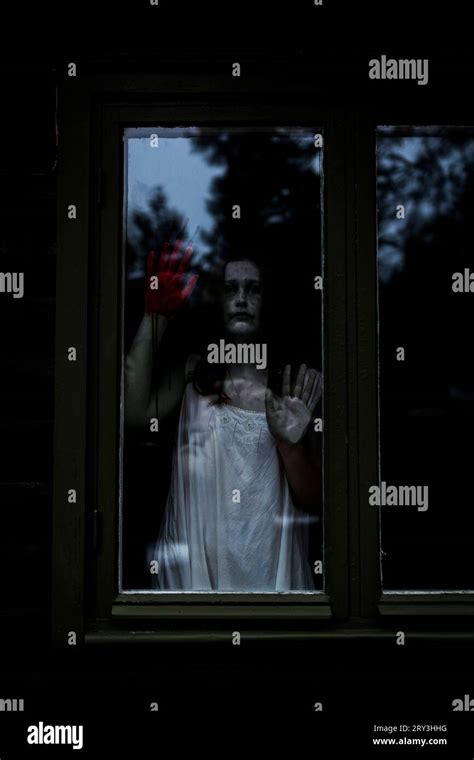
223,365,268,412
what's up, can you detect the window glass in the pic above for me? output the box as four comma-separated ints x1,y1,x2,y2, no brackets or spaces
120,126,324,593
377,126,474,591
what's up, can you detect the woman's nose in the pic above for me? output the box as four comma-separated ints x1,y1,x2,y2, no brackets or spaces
236,288,248,305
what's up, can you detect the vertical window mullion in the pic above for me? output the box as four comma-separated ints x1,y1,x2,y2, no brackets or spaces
323,114,350,620
353,112,382,618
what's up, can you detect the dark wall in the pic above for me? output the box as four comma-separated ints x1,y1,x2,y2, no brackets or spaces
0,65,57,643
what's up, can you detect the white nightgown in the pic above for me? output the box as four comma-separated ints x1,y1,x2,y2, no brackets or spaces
151,381,315,592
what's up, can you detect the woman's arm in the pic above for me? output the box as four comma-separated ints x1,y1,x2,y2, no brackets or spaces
276,438,321,512
265,363,323,511
124,240,198,428
125,313,186,427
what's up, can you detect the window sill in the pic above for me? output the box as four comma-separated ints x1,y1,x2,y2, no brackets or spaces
111,595,332,621
379,592,474,616
84,626,474,645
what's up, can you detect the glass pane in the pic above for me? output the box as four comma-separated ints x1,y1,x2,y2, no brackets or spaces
120,126,324,593
377,126,474,591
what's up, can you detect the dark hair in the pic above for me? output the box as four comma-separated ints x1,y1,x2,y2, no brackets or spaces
191,252,281,402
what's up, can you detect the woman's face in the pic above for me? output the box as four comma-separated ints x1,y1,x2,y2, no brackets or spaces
222,260,262,338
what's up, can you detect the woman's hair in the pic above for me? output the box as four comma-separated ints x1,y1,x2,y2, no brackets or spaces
191,250,281,402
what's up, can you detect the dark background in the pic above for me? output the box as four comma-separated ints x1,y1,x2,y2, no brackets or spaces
2,4,474,753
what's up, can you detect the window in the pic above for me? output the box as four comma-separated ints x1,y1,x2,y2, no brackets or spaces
121,126,324,594
52,66,474,645
377,126,474,592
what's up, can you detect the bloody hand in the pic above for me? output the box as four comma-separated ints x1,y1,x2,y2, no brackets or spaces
145,239,198,317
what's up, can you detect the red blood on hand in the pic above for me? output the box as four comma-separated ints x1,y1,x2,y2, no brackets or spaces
145,239,198,317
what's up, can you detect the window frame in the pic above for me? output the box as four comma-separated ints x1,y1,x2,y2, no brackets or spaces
356,107,474,619
52,69,474,648
95,101,345,628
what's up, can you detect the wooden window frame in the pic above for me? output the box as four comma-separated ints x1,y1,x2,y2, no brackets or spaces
52,65,474,647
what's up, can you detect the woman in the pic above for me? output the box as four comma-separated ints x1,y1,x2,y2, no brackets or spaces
125,239,322,591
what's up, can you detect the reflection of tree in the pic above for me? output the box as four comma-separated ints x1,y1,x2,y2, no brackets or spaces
378,133,474,281
190,131,322,363
191,131,320,264
378,133,474,590
126,186,192,279
378,133,474,393
125,132,323,363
